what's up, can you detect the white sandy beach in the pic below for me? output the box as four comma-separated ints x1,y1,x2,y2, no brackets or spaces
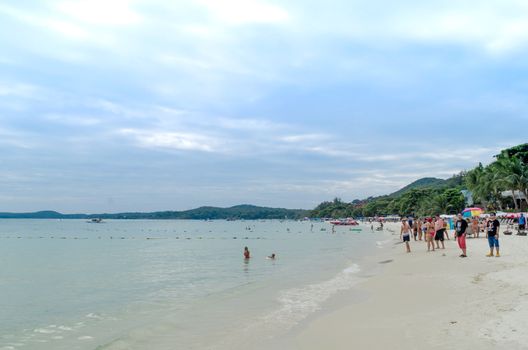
278,222,528,350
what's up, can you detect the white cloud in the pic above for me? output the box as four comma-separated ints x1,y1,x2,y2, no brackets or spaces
354,1,528,54
56,0,142,26
280,134,329,143
0,127,35,149
196,0,289,25
217,117,284,131
393,8,528,54
44,114,102,126
45,19,91,40
0,3,99,43
0,82,39,97
157,54,214,70
119,128,223,152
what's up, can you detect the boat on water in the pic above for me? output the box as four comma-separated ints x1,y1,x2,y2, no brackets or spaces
87,218,104,223
329,218,359,226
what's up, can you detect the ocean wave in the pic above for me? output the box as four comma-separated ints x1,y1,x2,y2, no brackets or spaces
376,239,393,247
261,263,361,327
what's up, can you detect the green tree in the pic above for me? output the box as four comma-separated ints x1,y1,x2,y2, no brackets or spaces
465,163,491,210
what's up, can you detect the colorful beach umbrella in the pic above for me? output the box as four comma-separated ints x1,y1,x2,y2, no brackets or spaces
462,207,483,218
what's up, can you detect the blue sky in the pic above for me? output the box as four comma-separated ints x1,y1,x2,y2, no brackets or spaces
1,0,527,213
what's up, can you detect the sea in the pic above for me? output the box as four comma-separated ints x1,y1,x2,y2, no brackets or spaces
0,219,391,350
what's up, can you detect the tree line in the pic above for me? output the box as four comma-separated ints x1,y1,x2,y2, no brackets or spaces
310,143,528,218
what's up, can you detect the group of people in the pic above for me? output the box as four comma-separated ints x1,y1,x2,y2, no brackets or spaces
400,213,501,258
243,246,276,260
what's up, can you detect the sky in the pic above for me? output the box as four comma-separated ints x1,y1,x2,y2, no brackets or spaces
1,0,527,213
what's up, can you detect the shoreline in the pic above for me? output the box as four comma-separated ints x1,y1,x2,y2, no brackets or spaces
269,222,527,350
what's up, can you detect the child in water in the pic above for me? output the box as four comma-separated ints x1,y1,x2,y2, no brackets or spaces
244,246,250,259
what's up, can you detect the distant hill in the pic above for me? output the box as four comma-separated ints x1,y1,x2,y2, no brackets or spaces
0,205,309,220
389,175,464,198
0,211,86,219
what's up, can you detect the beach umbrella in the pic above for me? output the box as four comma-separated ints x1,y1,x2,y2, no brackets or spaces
462,207,483,218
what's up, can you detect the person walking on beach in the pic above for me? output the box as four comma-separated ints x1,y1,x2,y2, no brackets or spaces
455,213,468,257
486,213,501,257
400,218,411,253
434,215,445,249
244,246,251,259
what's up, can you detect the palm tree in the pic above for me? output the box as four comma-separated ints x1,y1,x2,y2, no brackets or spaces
495,156,528,210
465,163,490,210
488,171,505,211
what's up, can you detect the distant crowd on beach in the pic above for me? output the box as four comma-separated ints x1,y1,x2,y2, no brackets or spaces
398,213,527,258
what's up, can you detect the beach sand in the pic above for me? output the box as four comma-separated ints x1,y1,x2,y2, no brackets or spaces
278,222,528,350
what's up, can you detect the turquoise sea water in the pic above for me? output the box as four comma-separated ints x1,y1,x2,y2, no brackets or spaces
0,219,388,350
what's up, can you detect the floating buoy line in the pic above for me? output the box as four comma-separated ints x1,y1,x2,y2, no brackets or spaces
0,226,363,240
0,235,270,240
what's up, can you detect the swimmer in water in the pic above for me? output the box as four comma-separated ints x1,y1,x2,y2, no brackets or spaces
244,246,250,259
267,253,276,259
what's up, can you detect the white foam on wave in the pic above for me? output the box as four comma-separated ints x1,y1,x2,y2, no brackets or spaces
342,265,361,274
261,263,361,327
33,328,56,334
208,263,363,350
78,336,94,340
376,239,393,248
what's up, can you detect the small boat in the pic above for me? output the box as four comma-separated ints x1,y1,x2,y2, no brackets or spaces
87,218,104,223
329,219,359,226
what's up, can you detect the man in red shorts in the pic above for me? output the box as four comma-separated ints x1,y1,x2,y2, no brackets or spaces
455,213,468,257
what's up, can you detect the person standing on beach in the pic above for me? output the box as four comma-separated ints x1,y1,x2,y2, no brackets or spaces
412,219,419,241
416,218,423,240
479,219,485,238
486,213,501,257
455,213,468,257
471,217,479,238
519,213,526,232
426,218,435,251
434,215,445,249
400,218,411,253
244,246,250,259
443,218,451,241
